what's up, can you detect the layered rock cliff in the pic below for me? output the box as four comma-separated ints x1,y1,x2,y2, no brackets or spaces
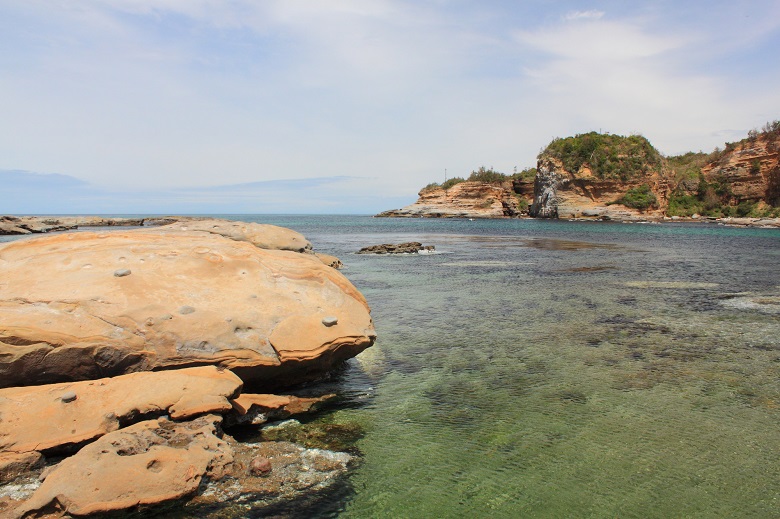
376,180,527,218
530,132,672,219
700,131,780,206
377,123,780,222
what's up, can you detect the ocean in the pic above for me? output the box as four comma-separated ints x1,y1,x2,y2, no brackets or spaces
6,215,780,517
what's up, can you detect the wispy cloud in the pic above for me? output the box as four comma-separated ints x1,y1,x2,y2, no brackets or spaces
563,10,604,21
1,1,779,213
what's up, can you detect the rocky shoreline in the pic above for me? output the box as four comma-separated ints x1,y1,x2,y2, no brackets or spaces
0,215,179,235
0,218,375,517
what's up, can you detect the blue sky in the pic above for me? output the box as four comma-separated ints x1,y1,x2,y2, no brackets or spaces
2,0,779,214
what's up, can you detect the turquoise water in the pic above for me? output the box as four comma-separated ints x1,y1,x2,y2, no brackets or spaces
6,216,780,517
234,216,780,518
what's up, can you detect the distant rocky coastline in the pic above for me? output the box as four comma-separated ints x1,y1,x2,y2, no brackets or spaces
0,215,178,235
0,218,375,517
375,180,528,219
376,123,780,227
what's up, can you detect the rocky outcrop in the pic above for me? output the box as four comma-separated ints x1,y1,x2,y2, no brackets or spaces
0,367,241,460
700,133,780,205
13,414,231,518
227,393,335,426
376,181,524,218
0,219,372,517
0,216,149,235
530,156,671,220
0,367,355,518
0,216,77,235
151,219,312,253
357,242,435,254
0,228,375,389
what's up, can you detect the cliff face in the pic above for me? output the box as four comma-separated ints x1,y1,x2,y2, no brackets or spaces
530,157,672,219
377,126,780,221
529,132,673,219
700,134,780,204
376,181,526,218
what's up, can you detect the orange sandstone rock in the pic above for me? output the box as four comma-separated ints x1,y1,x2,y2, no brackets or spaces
377,181,524,218
149,218,313,253
228,393,335,426
0,366,241,457
0,229,375,388
12,415,231,518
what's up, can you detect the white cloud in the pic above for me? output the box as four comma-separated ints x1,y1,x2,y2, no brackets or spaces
516,19,685,60
1,1,779,213
563,10,604,21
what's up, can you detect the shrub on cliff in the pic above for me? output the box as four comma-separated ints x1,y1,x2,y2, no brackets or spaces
467,166,508,184
540,132,663,181
667,193,703,217
511,167,537,182
608,184,658,211
666,151,714,184
442,177,466,189
420,177,466,192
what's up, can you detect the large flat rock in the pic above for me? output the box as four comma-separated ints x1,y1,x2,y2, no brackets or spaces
12,415,231,518
150,219,313,253
0,366,241,457
0,229,375,388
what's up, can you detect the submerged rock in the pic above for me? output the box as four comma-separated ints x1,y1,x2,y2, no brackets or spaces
190,440,353,513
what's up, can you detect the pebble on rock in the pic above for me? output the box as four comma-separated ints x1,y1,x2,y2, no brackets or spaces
249,456,273,476
322,316,338,327
178,306,196,315
61,391,77,403
113,269,131,277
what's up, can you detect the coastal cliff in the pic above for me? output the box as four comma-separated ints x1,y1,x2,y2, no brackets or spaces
530,133,672,219
376,180,524,218
376,167,535,219
378,122,780,223
699,128,780,206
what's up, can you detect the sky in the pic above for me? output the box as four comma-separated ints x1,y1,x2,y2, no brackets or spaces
2,0,779,214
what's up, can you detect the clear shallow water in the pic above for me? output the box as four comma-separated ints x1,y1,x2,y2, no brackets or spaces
225,216,780,518
6,216,780,517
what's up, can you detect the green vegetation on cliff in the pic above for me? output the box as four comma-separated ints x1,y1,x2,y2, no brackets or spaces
421,166,537,192
540,132,663,180
667,176,780,218
608,184,658,211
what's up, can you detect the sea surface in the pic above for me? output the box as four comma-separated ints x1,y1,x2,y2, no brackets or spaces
6,215,780,517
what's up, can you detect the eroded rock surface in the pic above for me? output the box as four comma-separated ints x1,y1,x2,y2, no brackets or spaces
190,440,352,513
376,181,524,218
0,366,241,461
227,393,335,426
0,216,149,236
150,219,313,253
530,156,669,220
12,415,231,518
0,230,375,388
